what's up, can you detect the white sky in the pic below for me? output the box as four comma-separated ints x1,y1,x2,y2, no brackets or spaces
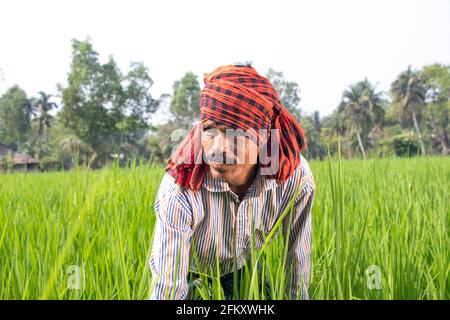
0,0,449,118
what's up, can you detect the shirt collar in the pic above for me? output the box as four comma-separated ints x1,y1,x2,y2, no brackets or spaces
202,166,280,196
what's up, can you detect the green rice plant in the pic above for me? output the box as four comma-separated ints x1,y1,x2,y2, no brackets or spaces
0,151,448,300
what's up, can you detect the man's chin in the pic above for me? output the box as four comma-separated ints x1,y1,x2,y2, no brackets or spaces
209,166,228,181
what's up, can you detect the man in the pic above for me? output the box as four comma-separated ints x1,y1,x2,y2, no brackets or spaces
149,63,315,300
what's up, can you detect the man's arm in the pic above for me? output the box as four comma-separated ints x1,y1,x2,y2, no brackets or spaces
149,174,193,300
282,179,315,300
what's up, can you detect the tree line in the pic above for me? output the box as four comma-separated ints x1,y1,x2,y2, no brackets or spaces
0,39,448,170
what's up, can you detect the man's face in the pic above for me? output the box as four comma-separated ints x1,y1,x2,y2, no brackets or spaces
201,120,259,186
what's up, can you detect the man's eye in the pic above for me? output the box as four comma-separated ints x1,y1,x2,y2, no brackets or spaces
234,131,247,137
202,127,218,138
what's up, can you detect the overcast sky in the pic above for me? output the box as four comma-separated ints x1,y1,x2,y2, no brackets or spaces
0,0,449,118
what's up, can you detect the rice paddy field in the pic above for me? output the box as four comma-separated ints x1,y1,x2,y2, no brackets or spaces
0,155,448,300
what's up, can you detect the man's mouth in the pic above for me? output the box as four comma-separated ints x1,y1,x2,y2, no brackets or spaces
209,161,228,169
208,160,232,174
206,154,236,166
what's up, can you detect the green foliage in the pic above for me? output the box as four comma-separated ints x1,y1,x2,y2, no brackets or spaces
420,64,450,155
27,92,58,159
59,39,123,154
302,111,326,160
1,40,449,165
59,39,159,167
390,66,427,154
390,66,427,116
391,133,420,157
266,68,302,121
169,71,201,126
338,79,386,159
0,85,33,150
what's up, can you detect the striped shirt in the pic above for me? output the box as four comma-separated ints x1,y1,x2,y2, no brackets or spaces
149,154,315,300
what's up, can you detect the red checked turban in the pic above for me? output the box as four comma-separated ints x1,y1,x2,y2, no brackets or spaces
165,64,307,191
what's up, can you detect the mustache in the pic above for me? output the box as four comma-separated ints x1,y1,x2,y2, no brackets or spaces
205,153,237,164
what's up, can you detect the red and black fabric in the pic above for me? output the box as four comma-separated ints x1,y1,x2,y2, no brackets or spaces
165,64,307,191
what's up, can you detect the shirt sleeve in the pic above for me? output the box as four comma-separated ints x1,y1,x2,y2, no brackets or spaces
282,173,315,300
149,174,193,300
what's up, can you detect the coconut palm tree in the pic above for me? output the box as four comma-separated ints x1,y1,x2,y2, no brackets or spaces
340,79,385,159
32,92,57,144
390,66,427,155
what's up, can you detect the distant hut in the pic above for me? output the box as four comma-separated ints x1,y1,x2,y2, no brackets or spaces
0,142,40,172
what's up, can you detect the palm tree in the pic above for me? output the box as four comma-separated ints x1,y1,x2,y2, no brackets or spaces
390,66,427,155
32,92,57,145
340,79,385,159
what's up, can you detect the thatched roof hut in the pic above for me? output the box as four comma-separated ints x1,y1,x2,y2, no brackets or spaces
0,142,40,171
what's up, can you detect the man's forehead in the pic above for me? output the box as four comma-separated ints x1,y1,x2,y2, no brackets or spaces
203,120,230,129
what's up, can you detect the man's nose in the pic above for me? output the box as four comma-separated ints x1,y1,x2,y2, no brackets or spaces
210,133,234,162
211,132,231,153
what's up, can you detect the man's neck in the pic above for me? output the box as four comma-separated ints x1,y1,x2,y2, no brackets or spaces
228,166,258,201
